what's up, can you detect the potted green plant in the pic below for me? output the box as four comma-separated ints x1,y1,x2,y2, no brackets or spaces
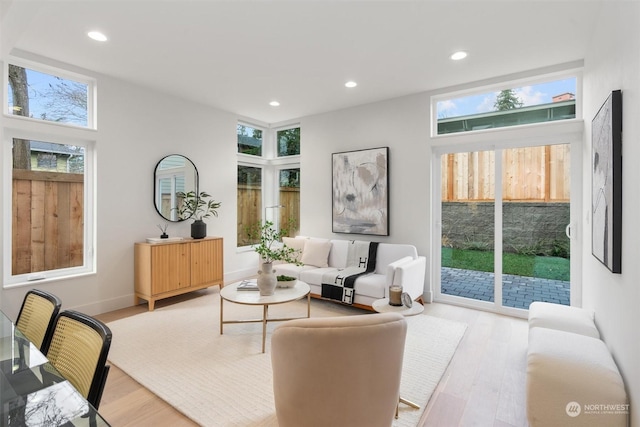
245,220,301,295
276,274,297,288
176,191,221,239
245,220,300,264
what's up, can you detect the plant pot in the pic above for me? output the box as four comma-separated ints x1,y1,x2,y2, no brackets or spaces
191,220,207,239
257,262,277,296
276,276,297,288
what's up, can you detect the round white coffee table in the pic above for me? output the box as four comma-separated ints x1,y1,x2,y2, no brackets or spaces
220,280,311,353
372,298,424,316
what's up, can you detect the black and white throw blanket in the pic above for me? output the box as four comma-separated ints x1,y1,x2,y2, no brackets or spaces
321,241,378,305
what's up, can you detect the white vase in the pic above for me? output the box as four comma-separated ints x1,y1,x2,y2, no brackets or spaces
257,262,277,296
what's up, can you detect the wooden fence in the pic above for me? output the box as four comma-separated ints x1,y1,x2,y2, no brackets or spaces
12,170,84,275
237,185,300,246
441,145,570,202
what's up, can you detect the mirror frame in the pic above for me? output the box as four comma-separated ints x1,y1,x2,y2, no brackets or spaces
154,154,199,222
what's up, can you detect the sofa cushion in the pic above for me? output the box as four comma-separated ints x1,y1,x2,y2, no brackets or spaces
299,268,386,299
328,240,349,268
299,267,339,286
528,301,599,339
282,237,305,262
354,274,387,299
527,327,627,426
275,263,316,279
301,240,332,268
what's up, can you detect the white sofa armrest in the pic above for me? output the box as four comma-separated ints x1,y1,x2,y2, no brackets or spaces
385,256,414,289
388,256,426,301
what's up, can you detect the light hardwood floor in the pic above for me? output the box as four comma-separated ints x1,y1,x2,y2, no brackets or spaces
95,295,529,427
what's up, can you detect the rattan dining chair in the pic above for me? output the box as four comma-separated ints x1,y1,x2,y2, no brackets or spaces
42,310,112,409
15,289,62,351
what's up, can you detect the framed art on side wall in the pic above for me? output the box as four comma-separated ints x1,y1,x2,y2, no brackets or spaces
591,90,622,273
332,147,389,236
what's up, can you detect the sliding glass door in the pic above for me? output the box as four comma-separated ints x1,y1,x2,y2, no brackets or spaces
438,143,572,312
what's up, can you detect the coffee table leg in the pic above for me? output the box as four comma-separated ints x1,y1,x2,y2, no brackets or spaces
220,297,224,335
262,305,268,353
307,292,311,317
399,397,420,409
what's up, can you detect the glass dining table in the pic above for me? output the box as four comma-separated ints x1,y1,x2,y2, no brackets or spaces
0,310,110,427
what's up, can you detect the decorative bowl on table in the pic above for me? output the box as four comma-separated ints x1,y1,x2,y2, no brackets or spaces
276,275,297,288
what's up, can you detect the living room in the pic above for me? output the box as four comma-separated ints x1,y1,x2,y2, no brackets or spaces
1,1,638,426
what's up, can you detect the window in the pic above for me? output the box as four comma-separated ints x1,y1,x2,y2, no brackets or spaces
277,127,300,157
7,137,94,285
279,168,300,236
7,63,94,128
434,76,578,135
431,68,583,314
5,59,96,287
237,123,301,248
36,153,57,170
237,165,262,246
237,124,263,156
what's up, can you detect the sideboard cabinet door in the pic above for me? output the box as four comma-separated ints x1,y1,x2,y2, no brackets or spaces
190,238,223,287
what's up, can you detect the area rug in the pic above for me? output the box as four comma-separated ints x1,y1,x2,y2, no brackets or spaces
106,289,466,427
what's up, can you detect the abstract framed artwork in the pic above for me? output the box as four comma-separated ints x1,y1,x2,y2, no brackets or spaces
592,90,622,273
332,147,389,236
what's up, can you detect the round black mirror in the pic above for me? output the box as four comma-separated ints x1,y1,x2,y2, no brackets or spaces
154,154,198,222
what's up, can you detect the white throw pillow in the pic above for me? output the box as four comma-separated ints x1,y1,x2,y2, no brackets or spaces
282,237,306,262
300,240,332,268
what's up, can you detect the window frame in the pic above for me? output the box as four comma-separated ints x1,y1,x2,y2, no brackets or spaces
3,129,96,288
4,57,97,130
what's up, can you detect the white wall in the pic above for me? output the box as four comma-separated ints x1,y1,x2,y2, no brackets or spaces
0,70,259,319
297,93,433,300
582,2,640,424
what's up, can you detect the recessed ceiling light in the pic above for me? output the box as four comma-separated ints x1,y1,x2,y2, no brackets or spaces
450,51,468,61
269,101,280,107
88,31,108,42
345,81,358,88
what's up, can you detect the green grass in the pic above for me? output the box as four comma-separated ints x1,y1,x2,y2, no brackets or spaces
441,247,569,281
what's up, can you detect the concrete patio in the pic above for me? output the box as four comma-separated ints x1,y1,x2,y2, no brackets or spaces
441,267,570,309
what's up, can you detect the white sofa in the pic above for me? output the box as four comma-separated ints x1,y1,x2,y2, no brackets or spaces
273,237,426,309
526,302,628,427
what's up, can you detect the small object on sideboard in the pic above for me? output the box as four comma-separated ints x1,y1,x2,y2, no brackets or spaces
157,223,169,239
146,237,184,244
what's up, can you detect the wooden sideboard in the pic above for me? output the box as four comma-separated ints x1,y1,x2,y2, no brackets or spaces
134,237,223,310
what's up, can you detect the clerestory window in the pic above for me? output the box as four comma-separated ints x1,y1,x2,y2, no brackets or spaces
7,62,95,129
434,75,579,136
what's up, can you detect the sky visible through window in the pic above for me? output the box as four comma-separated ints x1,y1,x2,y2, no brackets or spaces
437,78,577,119
7,67,88,126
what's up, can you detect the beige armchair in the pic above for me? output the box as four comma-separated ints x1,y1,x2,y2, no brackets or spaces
271,312,407,427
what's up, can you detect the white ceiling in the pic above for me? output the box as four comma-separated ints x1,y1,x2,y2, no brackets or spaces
2,0,602,124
